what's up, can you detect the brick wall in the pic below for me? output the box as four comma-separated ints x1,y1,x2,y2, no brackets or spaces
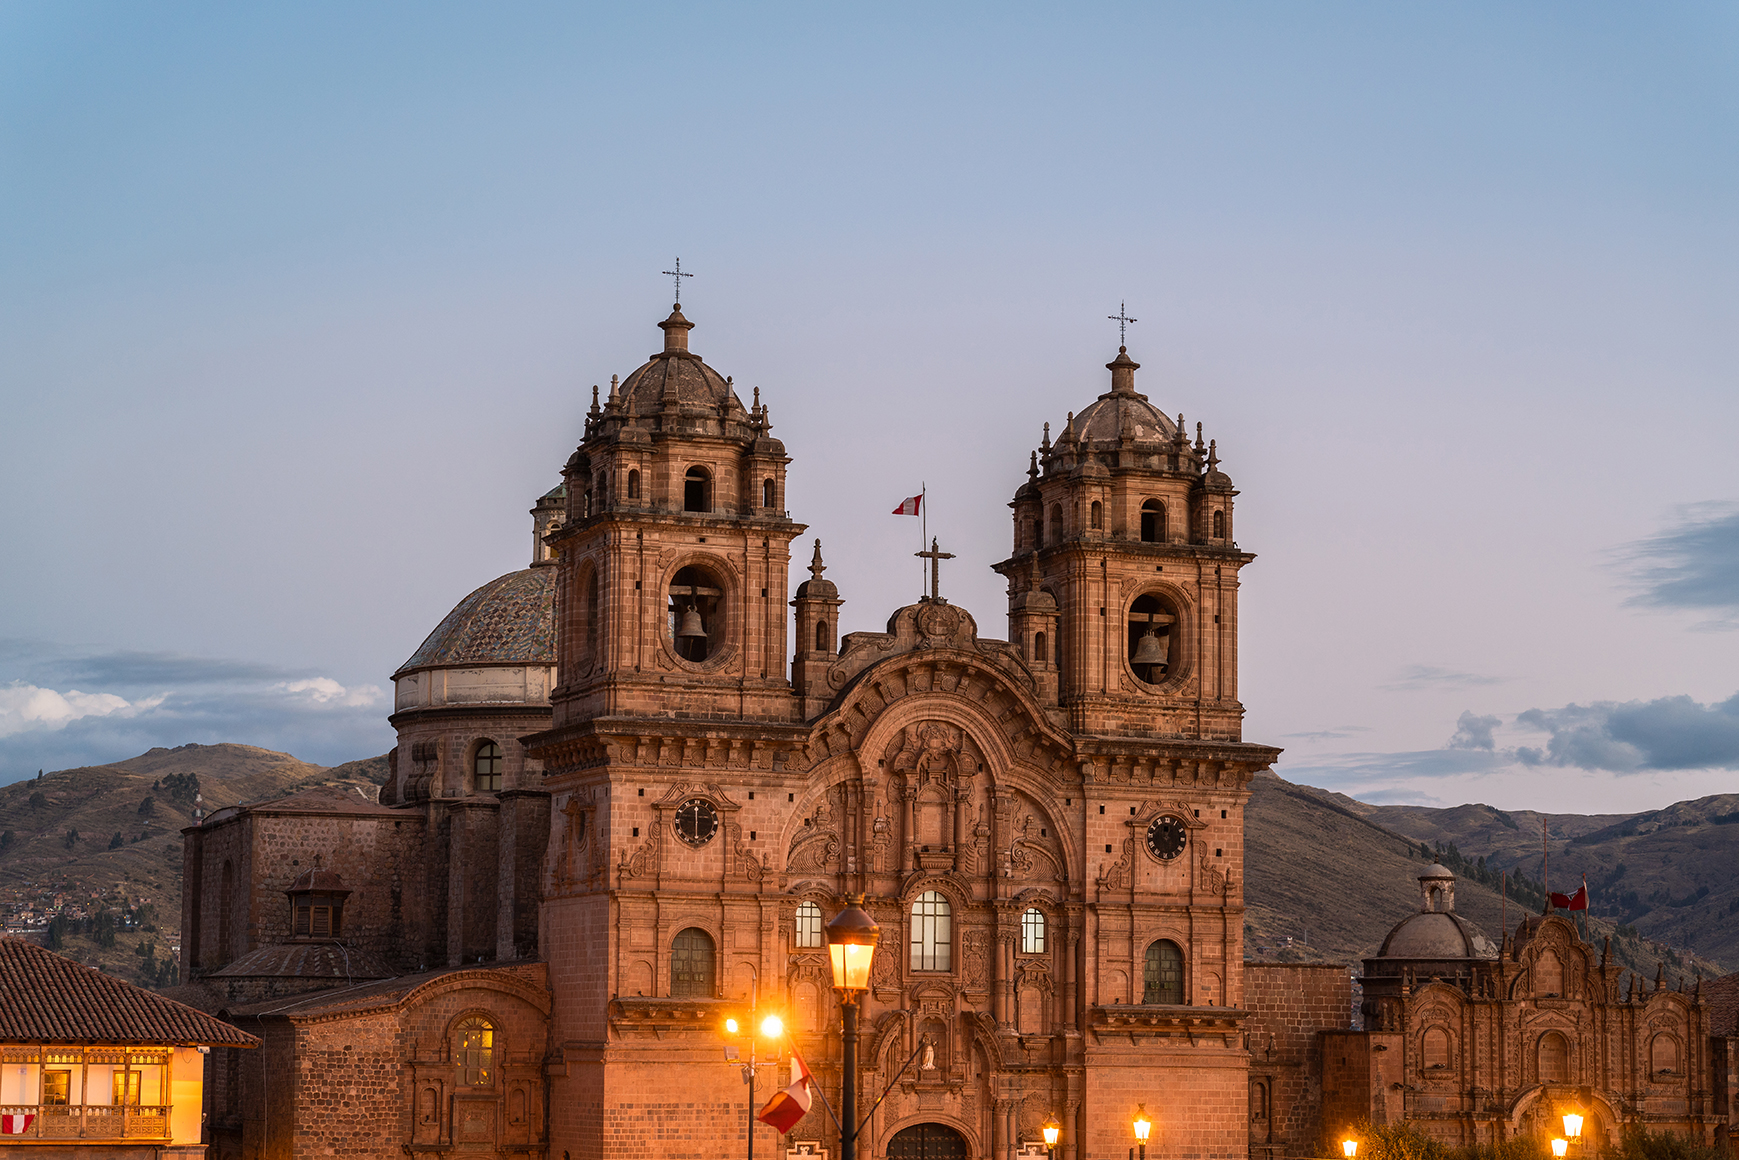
1245,963,1353,1160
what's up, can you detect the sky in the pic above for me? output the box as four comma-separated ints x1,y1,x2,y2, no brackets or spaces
2,3,1736,813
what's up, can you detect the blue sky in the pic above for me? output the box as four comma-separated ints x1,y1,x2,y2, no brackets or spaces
2,3,1736,810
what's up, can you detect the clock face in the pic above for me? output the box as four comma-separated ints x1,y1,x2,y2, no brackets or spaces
675,798,720,847
1146,816,1188,861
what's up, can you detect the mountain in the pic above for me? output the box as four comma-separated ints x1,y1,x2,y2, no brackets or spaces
0,743,387,986
1244,772,1733,980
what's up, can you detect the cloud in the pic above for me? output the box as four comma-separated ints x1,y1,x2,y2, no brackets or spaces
0,640,303,688
273,678,383,707
1515,691,1739,772
0,682,166,738
1448,710,1500,750
1383,664,1504,691
1284,725,1375,741
1620,502,1739,626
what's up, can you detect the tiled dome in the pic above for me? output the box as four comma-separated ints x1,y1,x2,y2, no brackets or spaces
395,568,554,676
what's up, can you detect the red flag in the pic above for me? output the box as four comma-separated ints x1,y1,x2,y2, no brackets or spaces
891,494,922,516
1549,885,1588,911
1,1114,34,1135
756,1044,814,1134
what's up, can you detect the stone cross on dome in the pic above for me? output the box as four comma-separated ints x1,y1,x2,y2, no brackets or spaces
662,258,693,305
1108,301,1138,347
915,537,955,602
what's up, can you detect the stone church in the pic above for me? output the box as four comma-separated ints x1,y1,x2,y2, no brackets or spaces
180,298,1315,1160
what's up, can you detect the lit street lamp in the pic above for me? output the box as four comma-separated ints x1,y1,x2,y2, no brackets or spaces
1553,1140,1569,1159
1343,1140,1359,1159
1132,1105,1153,1160
1043,1116,1061,1160
1563,1114,1584,1145
721,975,784,1160
826,896,880,1160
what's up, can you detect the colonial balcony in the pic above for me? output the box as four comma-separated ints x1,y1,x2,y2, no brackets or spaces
0,1103,173,1140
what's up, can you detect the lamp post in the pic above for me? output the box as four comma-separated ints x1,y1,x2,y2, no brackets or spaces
722,975,784,1160
1552,1140,1569,1159
826,896,880,1160
1132,1105,1153,1160
1043,1116,1061,1160
1343,1140,1359,1160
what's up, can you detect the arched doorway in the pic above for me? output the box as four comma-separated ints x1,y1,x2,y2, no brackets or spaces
886,1122,969,1160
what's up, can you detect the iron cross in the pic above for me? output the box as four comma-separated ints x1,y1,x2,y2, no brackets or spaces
1108,302,1137,346
663,258,693,304
915,537,955,601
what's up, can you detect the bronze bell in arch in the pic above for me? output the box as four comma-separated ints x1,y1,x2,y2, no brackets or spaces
1131,624,1169,669
675,603,708,640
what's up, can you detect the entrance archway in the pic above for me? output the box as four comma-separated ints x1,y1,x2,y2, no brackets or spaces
886,1122,969,1160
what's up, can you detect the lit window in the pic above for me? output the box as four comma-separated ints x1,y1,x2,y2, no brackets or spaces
474,741,503,792
1143,939,1183,1004
456,1017,494,1087
794,901,823,948
1020,908,1046,954
910,891,952,972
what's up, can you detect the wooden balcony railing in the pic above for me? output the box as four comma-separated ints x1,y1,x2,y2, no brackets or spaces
0,1104,172,1140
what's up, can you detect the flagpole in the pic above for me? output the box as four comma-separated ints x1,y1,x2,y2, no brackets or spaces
1501,872,1507,947
920,482,927,601
1542,817,1549,915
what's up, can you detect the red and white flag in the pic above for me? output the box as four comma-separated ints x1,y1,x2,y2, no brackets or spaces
891,494,922,516
756,1044,815,1135
1549,884,1588,911
2,1114,35,1135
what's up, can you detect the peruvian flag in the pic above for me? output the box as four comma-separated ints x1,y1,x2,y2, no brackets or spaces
1550,884,1588,911
756,1045,814,1135
891,494,922,516
2,1114,34,1134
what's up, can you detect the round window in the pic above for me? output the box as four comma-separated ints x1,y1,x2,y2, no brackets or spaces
675,799,720,847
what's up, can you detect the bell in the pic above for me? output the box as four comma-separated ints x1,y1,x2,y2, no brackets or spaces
675,604,708,639
1131,625,1169,668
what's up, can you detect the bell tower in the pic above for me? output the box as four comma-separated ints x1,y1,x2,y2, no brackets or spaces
543,304,806,728
993,343,1249,740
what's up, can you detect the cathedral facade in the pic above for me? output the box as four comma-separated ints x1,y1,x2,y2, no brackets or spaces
183,301,1288,1160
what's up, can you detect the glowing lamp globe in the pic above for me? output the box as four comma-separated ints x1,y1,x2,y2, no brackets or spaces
1552,1139,1569,1158
761,1014,784,1039
724,1017,740,1035
825,897,881,993
1343,1140,1359,1158
1043,1118,1061,1147
1133,1106,1153,1143
1563,1115,1583,1140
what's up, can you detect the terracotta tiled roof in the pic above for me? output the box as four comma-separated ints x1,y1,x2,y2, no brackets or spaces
208,942,396,982
396,568,555,675
0,938,259,1046
240,786,401,818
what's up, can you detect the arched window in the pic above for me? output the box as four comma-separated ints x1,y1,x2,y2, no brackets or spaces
762,478,775,509
794,901,823,948
455,1016,494,1087
1535,949,1563,995
1143,939,1184,1004
1048,504,1064,545
1538,1031,1569,1084
474,741,503,792
582,487,593,518
1127,593,1176,683
1032,631,1047,665
1020,907,1046,954
910,891,952,971
1213,509,1225,538
684,466,711,513
1090,500,1102,529
815,619,830,652
627,469,641,500
584,571,600,663
670,928,715,997
1651,1034,1680,1076
1140,499,1164,543
1422,1026,1451,1070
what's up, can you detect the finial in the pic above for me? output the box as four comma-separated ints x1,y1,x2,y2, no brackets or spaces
1207,439,1219,470
1195,421,1205,452
608,374,620,404
1028,449,1039,483
1174,414,1187,445
1655,961,1665,990
1041,422,1051,452
590,384,601,417
753,385,760,409
809,539,825,580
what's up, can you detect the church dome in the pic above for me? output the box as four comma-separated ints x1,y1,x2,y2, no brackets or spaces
1372,864,1498,962
1066,348,1180,447
395,568,555,677
616,304,746,416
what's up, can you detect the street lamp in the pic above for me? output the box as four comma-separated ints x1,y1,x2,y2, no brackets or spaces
1132,1105,1153,1160
1552,1140,1569,1159
826,896,880,1160
1043,1116,1061,1159
722,979,784,1160
1343,1140,1359,1159
1563,1114,1583,1142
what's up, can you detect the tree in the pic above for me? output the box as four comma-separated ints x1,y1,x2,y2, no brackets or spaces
93,910,117,949
108,832,125,850
138,797,156,817
0,831,12,853
46,915,67,950
63,829,79,850
29,792,46,810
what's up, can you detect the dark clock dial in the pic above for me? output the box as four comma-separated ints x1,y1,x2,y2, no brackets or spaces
1145,816,1188,861
675,798,720,847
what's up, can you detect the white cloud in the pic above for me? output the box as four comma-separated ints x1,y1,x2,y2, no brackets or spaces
0,682,163,738
273,678,383,707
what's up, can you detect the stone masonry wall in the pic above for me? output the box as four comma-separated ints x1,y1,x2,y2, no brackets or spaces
1245,963,1353,1160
